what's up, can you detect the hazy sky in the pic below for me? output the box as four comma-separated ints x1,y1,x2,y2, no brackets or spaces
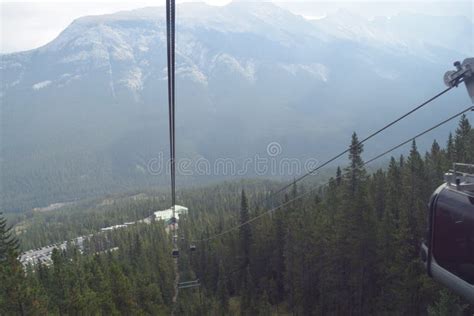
1,0,472,54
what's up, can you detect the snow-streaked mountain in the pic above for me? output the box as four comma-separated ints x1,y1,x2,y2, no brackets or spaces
312,9,473,56
0,2,471,211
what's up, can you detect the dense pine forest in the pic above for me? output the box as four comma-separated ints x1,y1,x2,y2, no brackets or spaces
1,115,473,315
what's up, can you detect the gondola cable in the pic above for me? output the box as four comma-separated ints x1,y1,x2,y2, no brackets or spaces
258,86,455,207
193,105,474,243
165,0,181,311
166,0,176,214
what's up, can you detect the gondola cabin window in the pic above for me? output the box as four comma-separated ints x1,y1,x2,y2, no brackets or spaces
432,188,474,285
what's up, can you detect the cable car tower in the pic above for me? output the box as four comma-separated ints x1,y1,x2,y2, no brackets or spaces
421,58,474,303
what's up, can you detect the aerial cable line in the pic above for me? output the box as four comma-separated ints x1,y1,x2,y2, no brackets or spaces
165,0,180,312
260,86,454,205
166,0,176,210
363,106,474,165
212,104,474,284
193,105,473,243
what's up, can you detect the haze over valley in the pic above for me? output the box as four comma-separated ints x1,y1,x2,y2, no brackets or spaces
1,2,472,211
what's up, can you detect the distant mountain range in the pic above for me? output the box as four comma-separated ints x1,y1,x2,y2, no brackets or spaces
1,2,472,211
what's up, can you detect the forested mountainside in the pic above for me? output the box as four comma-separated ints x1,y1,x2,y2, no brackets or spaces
1,2,471,212
1,115,473,314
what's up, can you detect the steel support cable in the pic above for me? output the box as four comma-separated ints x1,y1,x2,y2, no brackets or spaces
193,105,473,243
363,106,473,165
166,0,180,312
260,86,454,206
166,0,176,209
171,1,176,211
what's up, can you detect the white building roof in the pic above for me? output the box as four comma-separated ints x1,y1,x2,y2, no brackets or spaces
154,205,188,221
100,224,127,231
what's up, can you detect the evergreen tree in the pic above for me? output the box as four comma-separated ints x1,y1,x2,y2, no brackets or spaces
344,132,366,196
428,289,467,316
395,140,432,314
0,212,19,261
258,291,272,316
426,140,446,192
0,212,26,315
336,166,342,186
239,189,252,268
217,260,229,314
240,265,256,316
447,132,455,162
273,207,286,302
454,114,472,163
